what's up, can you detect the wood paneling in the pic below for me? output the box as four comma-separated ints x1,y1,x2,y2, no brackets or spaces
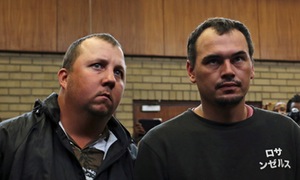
163,0,260,59
258,0,300,60
1,0,300,61
0,0,57,52
57,0,90,52
91,0,164,56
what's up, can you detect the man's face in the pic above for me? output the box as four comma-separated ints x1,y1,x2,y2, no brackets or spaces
291,102,300,111
65,38,126,116
187,28,254,107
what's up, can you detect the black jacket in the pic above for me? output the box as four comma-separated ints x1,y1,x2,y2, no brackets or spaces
0,93,137,180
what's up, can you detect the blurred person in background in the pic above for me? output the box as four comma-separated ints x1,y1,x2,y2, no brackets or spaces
286,94,300,125
273,101,287,115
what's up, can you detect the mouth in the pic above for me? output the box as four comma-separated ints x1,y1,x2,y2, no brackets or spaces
97,92,112,101
215,81,241,91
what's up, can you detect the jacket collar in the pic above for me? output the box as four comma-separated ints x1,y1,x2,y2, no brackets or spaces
33,92,134,148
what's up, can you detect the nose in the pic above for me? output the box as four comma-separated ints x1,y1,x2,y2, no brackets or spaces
102,70,116,89
220,60,235,79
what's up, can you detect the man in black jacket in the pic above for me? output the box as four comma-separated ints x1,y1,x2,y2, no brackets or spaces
0,33,136,180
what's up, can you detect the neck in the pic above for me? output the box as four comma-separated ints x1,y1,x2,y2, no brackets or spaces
60,117,109,149
193,103,250,123
58,95,110,148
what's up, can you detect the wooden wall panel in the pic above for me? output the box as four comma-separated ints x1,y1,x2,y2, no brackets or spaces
0,0,57,52
57,0,90,52
91,0,164,56
163,0,260,59
258,0,300,60
1,0,300,61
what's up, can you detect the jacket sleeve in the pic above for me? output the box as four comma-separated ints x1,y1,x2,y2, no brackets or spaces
0,121,12,179
0,125,5,172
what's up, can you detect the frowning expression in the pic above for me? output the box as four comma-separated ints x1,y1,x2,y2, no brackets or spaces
65,37,126,116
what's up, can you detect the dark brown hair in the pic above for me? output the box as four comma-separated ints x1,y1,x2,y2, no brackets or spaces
187,17,254,69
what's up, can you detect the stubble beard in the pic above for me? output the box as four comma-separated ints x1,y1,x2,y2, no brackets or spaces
72,98,113,118
215,95,244,107
86,101,115,118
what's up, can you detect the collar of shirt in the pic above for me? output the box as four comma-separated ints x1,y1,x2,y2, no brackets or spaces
58,121,117,159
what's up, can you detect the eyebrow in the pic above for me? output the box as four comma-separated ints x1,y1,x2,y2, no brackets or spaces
115,64,126,72
232,51,248,57
202,50,248,61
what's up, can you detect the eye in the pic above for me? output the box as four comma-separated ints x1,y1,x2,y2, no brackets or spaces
114,69,124,79
203,57,221,68
231,55,247,66
92,63,104,70
202,55,222,67
233,56,245,62
231,52,248,64
207,59,219,65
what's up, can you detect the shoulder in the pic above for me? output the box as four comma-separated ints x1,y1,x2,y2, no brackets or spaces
0,111,35,133
153,109,194,129
251,107,300,147
140,110,194,141
0,94,59,145
252,106,299,129
253,106,292,120
0,111,38,152
0,94,59,131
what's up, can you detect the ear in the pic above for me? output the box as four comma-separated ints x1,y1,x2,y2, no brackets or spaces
186,60,196,83
57,68,68,89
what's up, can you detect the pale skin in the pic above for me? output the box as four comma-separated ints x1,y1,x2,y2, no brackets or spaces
57,38,126,148
187,28,255,123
